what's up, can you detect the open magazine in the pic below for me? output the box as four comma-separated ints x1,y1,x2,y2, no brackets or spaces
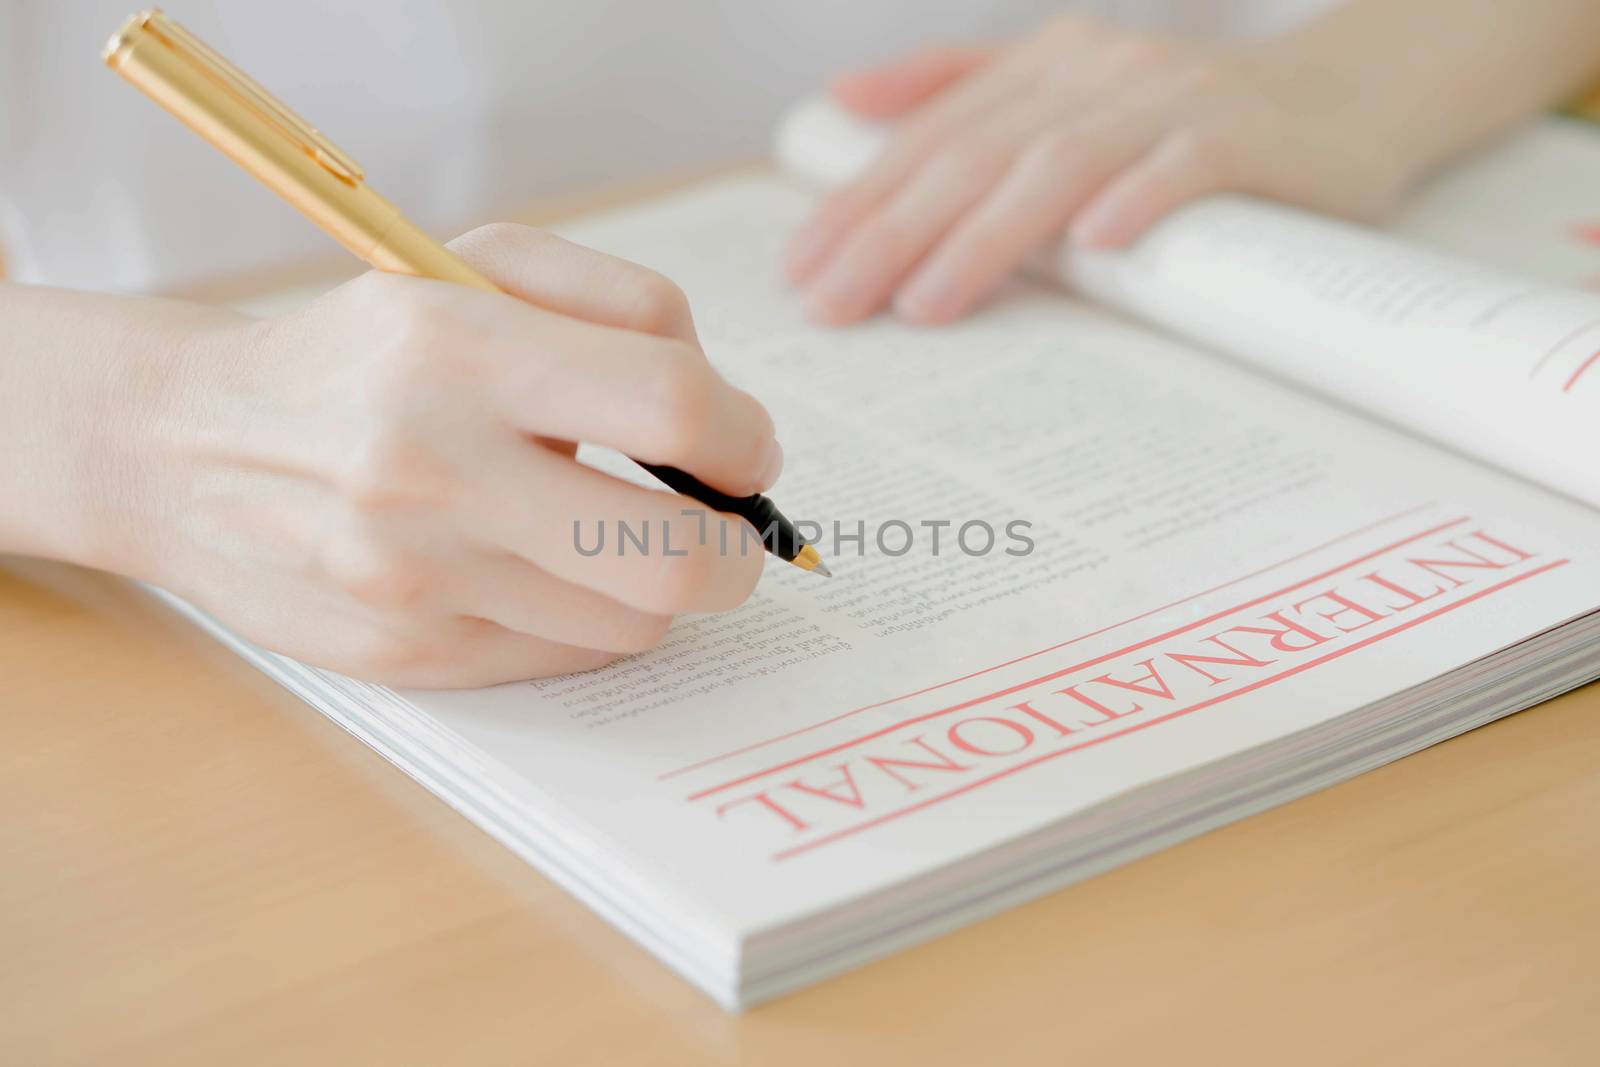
175,104,1600,1008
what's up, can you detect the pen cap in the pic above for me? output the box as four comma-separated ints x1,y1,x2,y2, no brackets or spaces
103,10,494,289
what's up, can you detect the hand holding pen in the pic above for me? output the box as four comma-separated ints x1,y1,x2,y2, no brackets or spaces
48,10,825,687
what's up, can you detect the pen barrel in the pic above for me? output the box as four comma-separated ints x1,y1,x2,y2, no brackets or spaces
365,214,499,291
105,23,494,292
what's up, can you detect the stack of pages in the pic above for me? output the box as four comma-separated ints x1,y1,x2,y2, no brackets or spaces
173,105,1600,1008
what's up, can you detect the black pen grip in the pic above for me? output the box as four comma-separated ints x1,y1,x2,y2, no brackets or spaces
638,462,803,562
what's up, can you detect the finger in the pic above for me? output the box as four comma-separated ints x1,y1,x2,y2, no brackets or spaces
802,136,1020,324
452,550,673,655
1070,129,1231,249
895,116,1156,323
468,442,767,616
444,223,708,463
828,45,997,119
783,56,1035,285
478,306,779,495
447,223,699,344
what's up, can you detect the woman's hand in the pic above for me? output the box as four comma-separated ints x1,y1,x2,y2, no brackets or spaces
7,226,780,686
784,14,1418,326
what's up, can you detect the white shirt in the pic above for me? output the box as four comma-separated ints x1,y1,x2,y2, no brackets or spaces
0,0,1329,292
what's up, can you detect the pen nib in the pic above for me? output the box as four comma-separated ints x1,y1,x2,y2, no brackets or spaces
794,544,832,578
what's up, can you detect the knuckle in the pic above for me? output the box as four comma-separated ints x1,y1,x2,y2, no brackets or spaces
346,276,449,357
926,138,1010,189
851,213,914,262
373,332,440,394
948,227,1013,274
357,351,478,466
647,347,717,457
1167,126,1232,179
339,428,427,511
814,185,873,229
452,220,545,261
465,220,534,245
327,542,437,613
446,221,557,294
734,387,777,452
1022,128,1088,179
617,267,694,338
363,295,459,391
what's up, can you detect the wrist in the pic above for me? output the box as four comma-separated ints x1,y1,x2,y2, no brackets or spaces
0,286,253,581
1250,9,1505,195
1243,35,1437,197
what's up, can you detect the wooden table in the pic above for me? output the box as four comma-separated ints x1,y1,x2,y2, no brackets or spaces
4,177,1599,1064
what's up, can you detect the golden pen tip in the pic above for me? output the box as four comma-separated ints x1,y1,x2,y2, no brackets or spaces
795,544,832,578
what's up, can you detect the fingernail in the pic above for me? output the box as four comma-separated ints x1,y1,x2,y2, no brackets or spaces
895,269,959,322
1070,209,1122,249
758,438,785,490
783,227,829,283
805,265,867,324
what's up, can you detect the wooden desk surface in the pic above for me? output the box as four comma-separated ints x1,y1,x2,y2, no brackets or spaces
4,176,1599,1064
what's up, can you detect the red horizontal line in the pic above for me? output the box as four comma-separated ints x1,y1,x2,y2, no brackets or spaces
1563,347,1600,392
657,503,1437,783
772,557,1569,861
686,515,1470,802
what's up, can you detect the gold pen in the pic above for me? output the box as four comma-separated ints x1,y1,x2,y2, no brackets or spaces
103,9,830,577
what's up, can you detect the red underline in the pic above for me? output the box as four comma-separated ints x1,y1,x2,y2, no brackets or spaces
657,503,1438,783
1563,347,1600,392
686,515,1469,802
772,557,1569,861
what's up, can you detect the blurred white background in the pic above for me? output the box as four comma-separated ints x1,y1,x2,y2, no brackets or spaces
1,0,1329,292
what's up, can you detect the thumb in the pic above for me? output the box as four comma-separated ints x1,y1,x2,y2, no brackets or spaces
828,44,995,120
